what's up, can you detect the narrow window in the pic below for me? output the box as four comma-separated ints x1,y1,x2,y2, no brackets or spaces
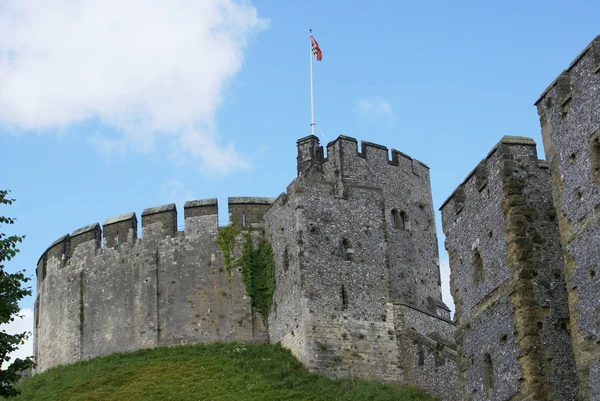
34,300,40,329
454,185,465,214
483,353,495,393
64,241,70,260
400,211,408,230
116,230,120,246
42,256,47,280
283,248,289,272
342,239,349,261
391,209,398,229
418,347,425,366
242,212,247,229
341,285,348,309
591,134,600,185
474,249,484,285
95,229,101,249
476,163,488,191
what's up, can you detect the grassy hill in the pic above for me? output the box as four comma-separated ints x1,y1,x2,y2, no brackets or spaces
12,343,437,401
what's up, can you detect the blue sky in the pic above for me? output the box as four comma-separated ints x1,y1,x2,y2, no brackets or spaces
1,0,599,359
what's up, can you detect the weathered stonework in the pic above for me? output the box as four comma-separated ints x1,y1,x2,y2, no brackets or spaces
34,35,600,401
264,135,457,401
536,35,600,400
34,199,270,372
441,137,577,401
34,135,456,401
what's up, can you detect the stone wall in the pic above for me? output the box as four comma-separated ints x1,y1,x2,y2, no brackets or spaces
35,135,456,400
536,35,600,400
441,137,577,401
394,304,460,401
34,199,271,372
32,35,600,401
266,135,457,401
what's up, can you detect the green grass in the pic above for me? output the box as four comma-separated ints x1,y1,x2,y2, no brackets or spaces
12,343,437,401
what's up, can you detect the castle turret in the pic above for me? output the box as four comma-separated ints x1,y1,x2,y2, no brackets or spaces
296,135,323,177
266,135,458,401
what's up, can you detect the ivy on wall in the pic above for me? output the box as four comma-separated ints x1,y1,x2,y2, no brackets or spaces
216,225,238,279
241,231,275,324
217,226,275,324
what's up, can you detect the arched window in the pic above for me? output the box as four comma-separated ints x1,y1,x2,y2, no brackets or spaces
342,239,349,261
400,211,408,230
483,353,494,393
474,249,484,285
391,209,398,229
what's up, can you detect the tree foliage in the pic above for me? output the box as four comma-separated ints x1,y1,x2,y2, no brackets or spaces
0,190,34,397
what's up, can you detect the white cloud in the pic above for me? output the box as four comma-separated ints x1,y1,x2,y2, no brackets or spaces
439,259,455,317
0,0,268,174
0,308,34,368
354,96,393,118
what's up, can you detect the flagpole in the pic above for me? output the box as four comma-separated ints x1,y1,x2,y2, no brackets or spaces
309,29,315,136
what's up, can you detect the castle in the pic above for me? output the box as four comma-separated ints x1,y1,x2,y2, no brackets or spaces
34,35,600,400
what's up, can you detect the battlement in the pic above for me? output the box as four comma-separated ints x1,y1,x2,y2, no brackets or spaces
535,35,600,106
184,198,218,218
228,197,275,230
36,197,275,284
103,213,137,249
297,135,429,179
440,136,540,215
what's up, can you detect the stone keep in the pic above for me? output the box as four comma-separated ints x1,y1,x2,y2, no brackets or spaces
264,135,458,401
536,35,600,400
441,137,577,401
34,134,458,401
34,198,272,372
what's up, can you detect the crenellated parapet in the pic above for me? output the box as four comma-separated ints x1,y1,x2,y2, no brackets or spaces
36,197,276,288
440,136,547,232
103,213,137,248
34,197,274,372
228,197,275,231
297,135,429,180
141,204,177,239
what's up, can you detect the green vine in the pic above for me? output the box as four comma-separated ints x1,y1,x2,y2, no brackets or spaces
216,224,239,280
216,225,276,323
240,230,275,324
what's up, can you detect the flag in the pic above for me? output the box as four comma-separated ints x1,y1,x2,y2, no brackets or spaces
310,35,322,61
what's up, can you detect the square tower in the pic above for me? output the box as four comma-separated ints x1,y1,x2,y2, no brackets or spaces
265,135,458,401
535,35,600,399
441,137,577,401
